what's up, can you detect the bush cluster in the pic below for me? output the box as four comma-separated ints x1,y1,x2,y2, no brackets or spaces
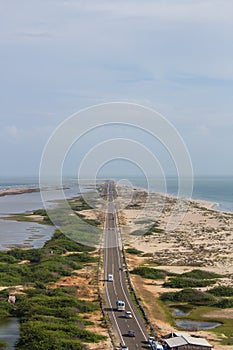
131,266,174,280
0,231,105,349
163,277,216,288
126,248,143,255
208,286,233,297
160,288,217,305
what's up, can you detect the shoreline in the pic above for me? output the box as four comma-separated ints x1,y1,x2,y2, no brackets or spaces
0,184,231,214
116,186,233,349
0,184,232,348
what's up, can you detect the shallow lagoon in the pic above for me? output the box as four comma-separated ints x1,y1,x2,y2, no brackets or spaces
0,219,54,250
170,306,221,331
0,184,83,250
175,319,221,331
0,317,20,349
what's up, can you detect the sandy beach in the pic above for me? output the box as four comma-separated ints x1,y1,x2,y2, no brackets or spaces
112,187,233,349
114,188,233,270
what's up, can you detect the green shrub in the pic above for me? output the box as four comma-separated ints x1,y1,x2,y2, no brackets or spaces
131,230,145,236
141,253,154,258
126,248,143,255
16,321,84,350
181,269,222,279
33,209,47,216
15,287,103,350
208,286,233,297
0,340,9,349
214,298,233,308
0,252,17,264
131,267,172,280
161,288,216,305
66,253,98,263
43,231,94,254
7,248,43,263
144,223,164,236
163,277,216,288
0,228,102,350
0,263,33,286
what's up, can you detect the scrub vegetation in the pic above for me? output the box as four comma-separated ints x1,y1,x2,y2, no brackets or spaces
0,230,106,349
131,266,174,280
130,261,233,345
126,247,143,255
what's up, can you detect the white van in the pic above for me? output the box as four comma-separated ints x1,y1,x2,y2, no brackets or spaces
108,274,113,282
116,300,125,311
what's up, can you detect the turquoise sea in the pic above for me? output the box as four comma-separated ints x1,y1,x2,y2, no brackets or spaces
123,176,233,213
0,176,232,213
0,176,232,250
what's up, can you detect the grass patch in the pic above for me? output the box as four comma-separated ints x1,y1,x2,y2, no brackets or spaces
180,269,222,280
183,305,233,345
141,253,154,258
213,319,233,345
0,230,105,349
126,248,143,255
0,340,9,349
131,266,174,280
214,298,233,308
68,197,93,211
163,277,216,288
0,232,96,286
160,288,217,306
134,219,153,225
208,286,233,297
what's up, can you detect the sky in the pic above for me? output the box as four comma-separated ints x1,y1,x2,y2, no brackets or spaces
0,0,233,178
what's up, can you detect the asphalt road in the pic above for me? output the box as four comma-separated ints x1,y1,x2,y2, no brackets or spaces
103,180,149,349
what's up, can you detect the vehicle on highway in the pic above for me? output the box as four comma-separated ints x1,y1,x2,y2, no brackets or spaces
151,341,164,350
107,273,113,282
125,311,133,319
148,336,155,344
116,300,125,311
128,330,135,337
120,345,129,350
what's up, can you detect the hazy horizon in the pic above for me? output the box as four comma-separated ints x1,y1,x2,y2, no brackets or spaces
1,1,233,177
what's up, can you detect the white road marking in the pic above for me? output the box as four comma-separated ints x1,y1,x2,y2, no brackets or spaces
113,199,148,342
104,182,148,348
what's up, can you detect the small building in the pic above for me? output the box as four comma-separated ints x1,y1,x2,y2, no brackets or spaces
164,332,213,350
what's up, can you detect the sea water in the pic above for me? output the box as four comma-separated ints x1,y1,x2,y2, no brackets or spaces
116,176,233,213
0,176,232,249
0,178,89,250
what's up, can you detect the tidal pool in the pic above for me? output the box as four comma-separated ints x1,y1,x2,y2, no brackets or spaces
0,219,55,250
0,317,20,349
169,305,192,317
175,319,221,331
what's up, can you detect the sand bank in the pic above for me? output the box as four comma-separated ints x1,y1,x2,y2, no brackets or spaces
0,187,39,197
115,186,233,349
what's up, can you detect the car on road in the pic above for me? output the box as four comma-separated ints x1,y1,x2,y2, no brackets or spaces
107,273,113,282
128,330,135,337
120,345,129,350
148,336,155,344
116,300,125,311
151,341,164,350
125,311,133,319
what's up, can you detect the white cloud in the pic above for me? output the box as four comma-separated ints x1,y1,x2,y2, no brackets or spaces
4,125,20,138
74,0,233,23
